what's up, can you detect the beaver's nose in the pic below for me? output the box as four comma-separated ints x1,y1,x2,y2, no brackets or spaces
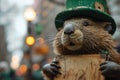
64,23,75,35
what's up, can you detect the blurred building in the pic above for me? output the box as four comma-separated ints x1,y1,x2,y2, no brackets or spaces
0,26,7,61
35,0,65,58
39,0,65,36
0,0,34,66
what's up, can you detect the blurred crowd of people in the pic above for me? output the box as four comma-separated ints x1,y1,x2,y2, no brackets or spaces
0,61,44,80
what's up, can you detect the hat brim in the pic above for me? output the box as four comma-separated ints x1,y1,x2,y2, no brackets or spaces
55,8,116,35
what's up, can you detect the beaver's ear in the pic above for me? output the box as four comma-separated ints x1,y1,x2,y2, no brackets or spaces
103,22,112,32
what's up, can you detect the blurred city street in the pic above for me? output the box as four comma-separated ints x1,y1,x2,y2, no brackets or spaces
0,0,120,80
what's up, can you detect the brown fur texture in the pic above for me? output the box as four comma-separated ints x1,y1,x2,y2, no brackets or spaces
54,54,105,80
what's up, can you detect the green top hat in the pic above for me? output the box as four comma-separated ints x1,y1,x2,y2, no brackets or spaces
55,0,116,34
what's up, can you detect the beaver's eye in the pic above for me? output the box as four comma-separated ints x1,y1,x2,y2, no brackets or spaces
104,24,112,32
82,21,89,26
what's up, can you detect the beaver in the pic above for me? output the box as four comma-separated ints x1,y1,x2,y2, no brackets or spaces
42,18,120,80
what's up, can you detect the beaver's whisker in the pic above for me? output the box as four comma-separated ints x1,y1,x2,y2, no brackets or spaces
45,38,59,42
44,38,61,45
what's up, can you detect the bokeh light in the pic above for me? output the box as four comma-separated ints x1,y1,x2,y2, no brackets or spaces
19,64,28,74
24,7,36,21
32,64,40,71
25,36,35,46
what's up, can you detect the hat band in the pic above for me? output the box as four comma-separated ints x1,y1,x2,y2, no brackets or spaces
66,6,92,11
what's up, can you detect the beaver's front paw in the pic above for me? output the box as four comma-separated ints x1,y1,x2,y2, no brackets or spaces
100,61,120,79
42,60,61,79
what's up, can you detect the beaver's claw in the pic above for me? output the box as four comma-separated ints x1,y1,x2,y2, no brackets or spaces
42,60,61,79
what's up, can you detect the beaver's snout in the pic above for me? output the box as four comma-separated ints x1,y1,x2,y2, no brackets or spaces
64,23,75,35
61,22,83,51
